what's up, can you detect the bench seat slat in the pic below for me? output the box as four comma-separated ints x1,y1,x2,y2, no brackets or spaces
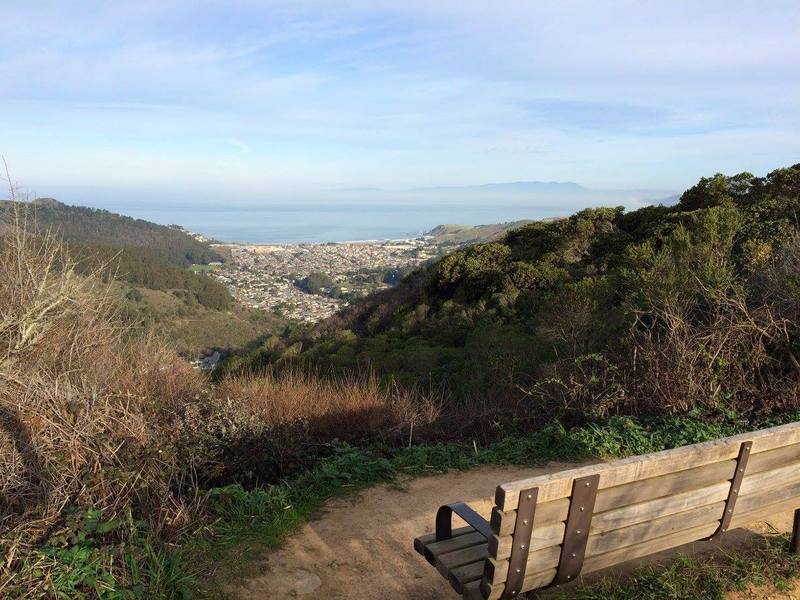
414,525,473,557
462,580,484,600
448,561,486,593
423,531,486,564
436,544,489,578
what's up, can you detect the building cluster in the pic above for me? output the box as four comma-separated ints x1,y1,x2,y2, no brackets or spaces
211,239,439,322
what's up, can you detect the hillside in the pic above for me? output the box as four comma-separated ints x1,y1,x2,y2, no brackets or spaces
0,199,286,355
0,198,224,266
117,283,285,356
236,165,800,425
425,220,537,244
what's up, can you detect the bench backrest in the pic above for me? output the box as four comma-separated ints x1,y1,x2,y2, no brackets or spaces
480,420,800,599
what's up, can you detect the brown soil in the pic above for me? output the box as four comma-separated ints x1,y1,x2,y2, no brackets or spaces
228,464,574,599
727,585,800,600
226,462,799,600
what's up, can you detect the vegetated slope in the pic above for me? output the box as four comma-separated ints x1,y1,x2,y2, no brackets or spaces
238,165,800,427
69,240,233,310
0,198,232,309
120,284,287,356
0,200,270,354
0,198,223,266
425,219,537,245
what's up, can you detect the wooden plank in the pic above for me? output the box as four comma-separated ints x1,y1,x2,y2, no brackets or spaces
414,525,473,555
423,531,487,564
487,520,718,597
462,580,485,600
486,501,726,585
490,521,564,560
491,497,570,536
580,521,717,576
735,478,800,520
491,459,734,537
481,567,557,600
497,421,800,511
731,494,800,530
594,459,735,512
436,544,489,578
590,481,729,534
739,459,800,497
484,543,562,583
449,560,487,593
747,441,800,474
587,500,725,557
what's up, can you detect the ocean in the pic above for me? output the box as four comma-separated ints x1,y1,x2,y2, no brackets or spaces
88,202,570,244
67,182,674,244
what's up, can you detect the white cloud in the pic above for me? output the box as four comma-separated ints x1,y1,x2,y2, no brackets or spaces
0,0,798,194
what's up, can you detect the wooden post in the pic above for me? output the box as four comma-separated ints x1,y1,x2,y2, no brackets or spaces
791,509,800,554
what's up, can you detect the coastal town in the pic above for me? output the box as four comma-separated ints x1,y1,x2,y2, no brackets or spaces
209,238,441,322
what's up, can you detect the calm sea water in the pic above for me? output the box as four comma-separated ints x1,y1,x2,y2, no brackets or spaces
92,202,568,244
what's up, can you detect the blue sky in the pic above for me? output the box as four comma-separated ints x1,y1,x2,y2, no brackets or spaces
1,0,799,203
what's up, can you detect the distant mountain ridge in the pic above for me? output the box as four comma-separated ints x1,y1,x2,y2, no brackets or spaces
412,181,586,194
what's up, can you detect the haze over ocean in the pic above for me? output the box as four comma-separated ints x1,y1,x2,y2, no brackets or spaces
76,201,561,243
70,185,674,243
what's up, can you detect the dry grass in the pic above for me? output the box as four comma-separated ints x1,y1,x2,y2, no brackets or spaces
0,200,204,595
0,181,442,595
217,369,440,441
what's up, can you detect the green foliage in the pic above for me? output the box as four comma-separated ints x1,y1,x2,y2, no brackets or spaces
553,534,800,600
294,271,340,298
1,200,224,266
70,242,233,310
18,508,193,599
0,200,233,311
243,164,800,423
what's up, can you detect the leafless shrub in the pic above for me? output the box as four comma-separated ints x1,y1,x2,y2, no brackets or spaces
522,354,627,420
627,279,792,413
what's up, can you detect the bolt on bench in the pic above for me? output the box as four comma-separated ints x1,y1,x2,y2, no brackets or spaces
413,421,800,599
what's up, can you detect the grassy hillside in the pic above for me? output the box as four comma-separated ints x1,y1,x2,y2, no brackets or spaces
0,198,224,266
425,220,537,245
0,199,287,354
236,165,800,428
119,284,285,355
69,241,233,311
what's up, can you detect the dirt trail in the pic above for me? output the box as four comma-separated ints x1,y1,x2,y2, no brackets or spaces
228,462,798,600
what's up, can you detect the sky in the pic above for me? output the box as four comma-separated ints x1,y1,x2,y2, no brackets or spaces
1,0,799,204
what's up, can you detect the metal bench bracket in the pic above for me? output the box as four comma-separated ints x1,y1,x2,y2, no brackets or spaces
552,474,600,586
436,502,493,541
502,487,538,598
708,440,752,541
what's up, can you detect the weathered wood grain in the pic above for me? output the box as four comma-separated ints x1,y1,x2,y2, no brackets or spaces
497,421,800,511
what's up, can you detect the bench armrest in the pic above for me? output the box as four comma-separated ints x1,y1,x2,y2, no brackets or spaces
436,502,493,541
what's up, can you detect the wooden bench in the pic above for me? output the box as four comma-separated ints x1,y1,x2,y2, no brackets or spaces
414,421,800,599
